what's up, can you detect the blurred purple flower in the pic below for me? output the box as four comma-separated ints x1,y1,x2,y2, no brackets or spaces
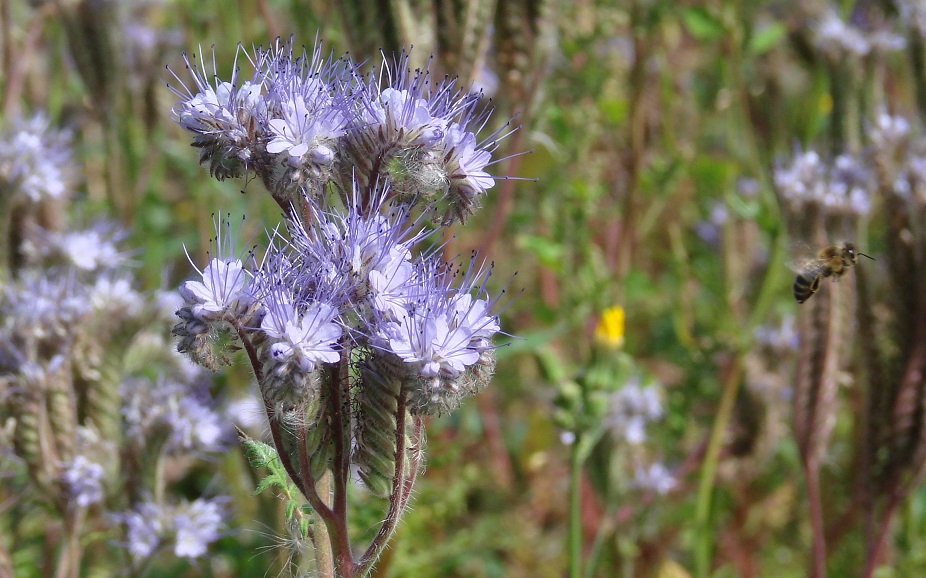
61,455,104,508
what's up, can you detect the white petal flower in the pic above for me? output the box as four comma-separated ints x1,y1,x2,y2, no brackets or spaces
179,258,252,320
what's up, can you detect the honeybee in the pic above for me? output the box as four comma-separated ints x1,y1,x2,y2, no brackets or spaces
793,242,873,304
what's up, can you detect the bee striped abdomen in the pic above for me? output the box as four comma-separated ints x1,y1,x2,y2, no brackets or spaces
793,272,821,304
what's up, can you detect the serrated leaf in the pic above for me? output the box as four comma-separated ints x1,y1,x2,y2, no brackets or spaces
255,472,284,495
285,499,298,519
242,437,279,469
681,8,726,41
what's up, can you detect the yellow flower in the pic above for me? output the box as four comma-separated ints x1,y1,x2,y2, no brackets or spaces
594,306,625,349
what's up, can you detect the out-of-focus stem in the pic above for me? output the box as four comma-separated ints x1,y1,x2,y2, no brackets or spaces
826,60,848,154
908,30,926,125
694,356,743,578
568,435,583,578
863,490,903,578
1,3,46,117
805,464,826,578
53,511,81,578
613,1,647,284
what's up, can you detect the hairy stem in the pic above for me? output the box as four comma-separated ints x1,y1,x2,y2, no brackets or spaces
357,392,410,575
327,354,354,576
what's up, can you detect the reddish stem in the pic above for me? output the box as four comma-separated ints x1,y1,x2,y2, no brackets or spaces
327,354,354,576
804,460,827,578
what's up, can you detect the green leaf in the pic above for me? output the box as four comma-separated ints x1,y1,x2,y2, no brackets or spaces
241,434,302,498
681,8,726,41
255,473,283,495
728,193,760,219
299,516,310,538
748,22,786,55
242,438,278,469
518,234,564,269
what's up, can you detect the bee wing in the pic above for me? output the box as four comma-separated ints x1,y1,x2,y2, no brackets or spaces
793,259,827,278
786,240,819,274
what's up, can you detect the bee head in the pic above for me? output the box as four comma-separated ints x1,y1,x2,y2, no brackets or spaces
843,242,874,263
844,243,857,261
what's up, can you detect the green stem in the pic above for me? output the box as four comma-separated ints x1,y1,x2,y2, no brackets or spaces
694,357,743,578
313,475,334,578
568,435,583,578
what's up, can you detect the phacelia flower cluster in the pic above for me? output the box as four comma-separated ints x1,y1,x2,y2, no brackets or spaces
811,7,905,61
116,497,226,562
0,113,75,203
774,149,872,216
171,39,512,508
168,39,510,223
604,378,664,445
175,194,502,417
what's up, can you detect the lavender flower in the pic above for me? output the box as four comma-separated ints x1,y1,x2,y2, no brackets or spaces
122,376,230,454
266,78,347,164
0,113,75,202
168,39,513,221
169,36,514,571
20,224,127,272
2,273,88,342
604,379,663,445
754,316,798,352
120,501,167,561
774,148,872,216
180,257,254,321
284,194,421,305
348,53,504,220
89,276,144,319
168,46,268,180
813,9,872,58
260,297,342,372
811,7,904,61
61,455,105,508
173,498,226,559
383,309,480,377
375,258,500,379
870,112,912,154
633,463,677,495
117,498,226,562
